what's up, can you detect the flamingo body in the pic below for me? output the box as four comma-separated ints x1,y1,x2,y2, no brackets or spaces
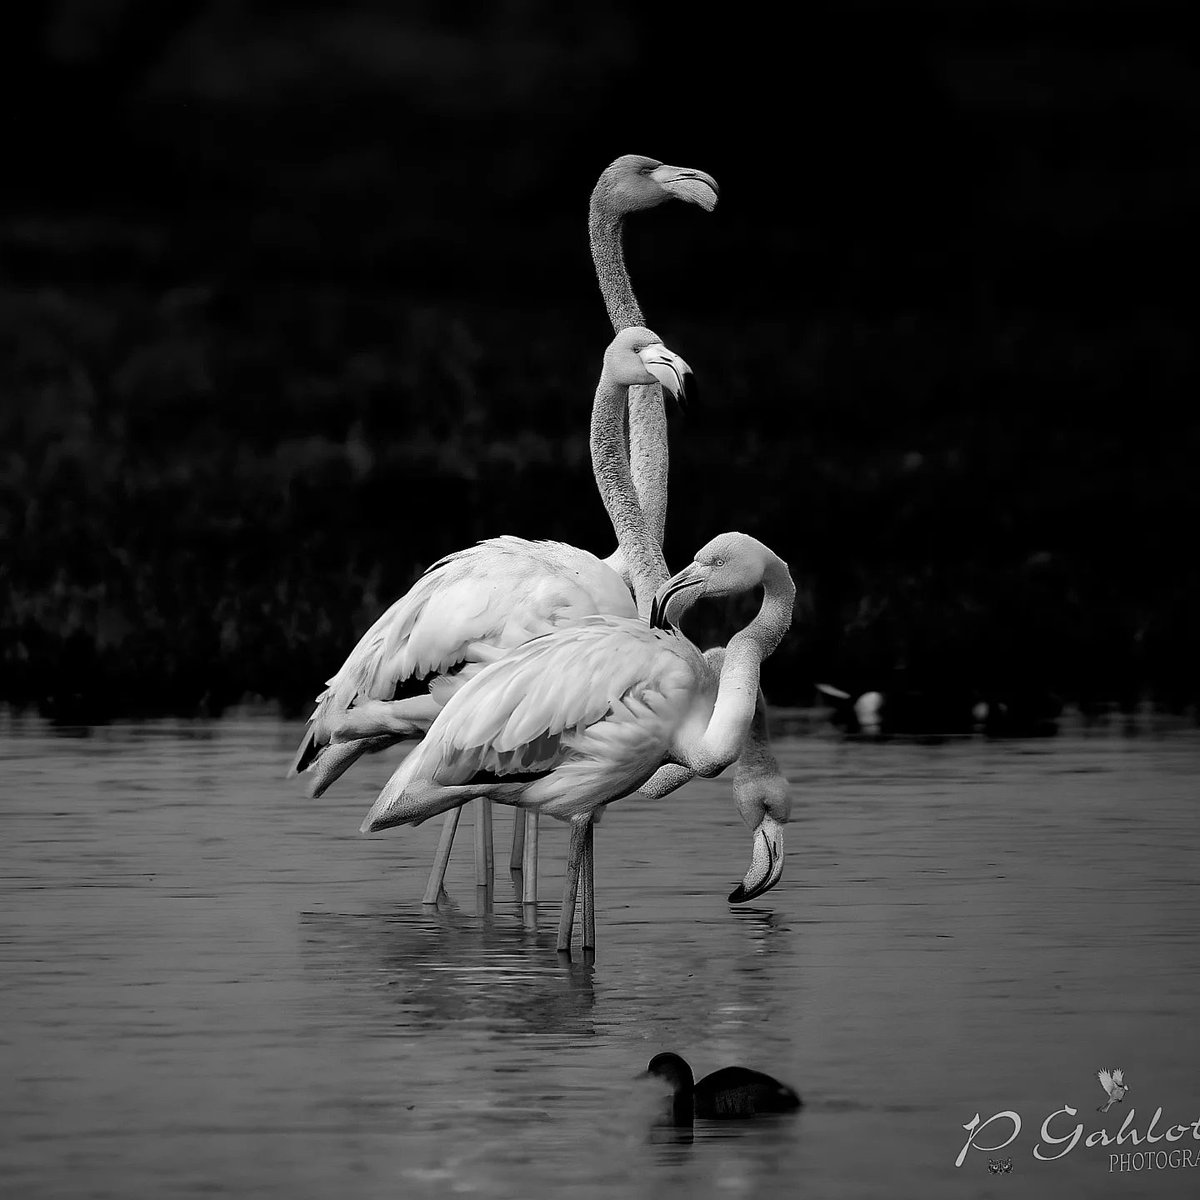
290,329,690,794
361,531,795,866
361,615,712,831
292,538,636,776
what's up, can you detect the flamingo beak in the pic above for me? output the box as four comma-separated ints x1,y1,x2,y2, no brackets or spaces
728,815,785,903
651,164,719,212
639,345,691,406
650,562,705,629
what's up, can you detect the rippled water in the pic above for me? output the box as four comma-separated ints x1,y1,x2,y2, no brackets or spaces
2,711,1199,1199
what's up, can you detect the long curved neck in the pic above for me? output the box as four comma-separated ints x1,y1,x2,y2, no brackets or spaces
589,195,669,561
590,369,669,613
732,686,791,827
688,557,796,775
588,204,642,330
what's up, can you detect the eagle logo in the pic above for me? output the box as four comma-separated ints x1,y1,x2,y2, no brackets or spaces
1097,1068,1129,1113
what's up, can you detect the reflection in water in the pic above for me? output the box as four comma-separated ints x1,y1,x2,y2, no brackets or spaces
1,711,1199,1199
298,907,596,1038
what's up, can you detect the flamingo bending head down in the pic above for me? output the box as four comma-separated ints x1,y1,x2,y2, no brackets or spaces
359,532,795,907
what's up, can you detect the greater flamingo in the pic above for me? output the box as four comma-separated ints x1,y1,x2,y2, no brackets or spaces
358,532,796,952
289,327,690,894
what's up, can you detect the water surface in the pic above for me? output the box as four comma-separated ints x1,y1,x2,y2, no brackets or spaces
2,713,1199,1198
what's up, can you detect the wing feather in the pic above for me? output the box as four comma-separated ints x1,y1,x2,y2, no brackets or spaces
413,617,694,786
292,538,636,770
1098,1069,1115,1095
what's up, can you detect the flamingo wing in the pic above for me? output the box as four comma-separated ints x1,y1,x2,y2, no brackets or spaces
362,616,702,829
421,616,679,778
292,538,635,772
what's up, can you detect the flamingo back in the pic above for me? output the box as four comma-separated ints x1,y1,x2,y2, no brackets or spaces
364,615,707,829
294,537,637,768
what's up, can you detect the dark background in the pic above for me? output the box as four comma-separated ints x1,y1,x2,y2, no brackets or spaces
1,0,1196,722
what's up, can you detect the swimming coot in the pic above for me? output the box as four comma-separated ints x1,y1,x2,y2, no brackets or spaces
644,1052,802,1124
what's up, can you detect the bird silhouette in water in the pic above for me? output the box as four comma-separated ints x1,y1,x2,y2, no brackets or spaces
1097,1068,1129,1113
643,1052,802,1126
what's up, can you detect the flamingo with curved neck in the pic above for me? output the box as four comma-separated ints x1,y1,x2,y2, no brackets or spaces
289,327,689,789
358,533,796,950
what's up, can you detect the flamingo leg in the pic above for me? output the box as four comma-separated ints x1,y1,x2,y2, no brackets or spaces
474,798,493,887
510,808,526,871
423,806,461,904
521,813,539,904
557,817,591,952
483,800,494,881
581,819,595,951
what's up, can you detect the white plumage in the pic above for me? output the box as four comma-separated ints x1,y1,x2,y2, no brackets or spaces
288,330,689,795
360,532,797,937
368,615,705,828
291,538,636,775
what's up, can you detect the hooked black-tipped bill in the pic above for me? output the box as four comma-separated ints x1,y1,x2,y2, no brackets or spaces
641,347,692,412
728,817,785,903
652,165,720,212
649,567,704,631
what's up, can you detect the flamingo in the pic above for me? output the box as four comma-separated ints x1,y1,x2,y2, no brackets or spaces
358,531,796,952
289,326,690,890
289,154,717,799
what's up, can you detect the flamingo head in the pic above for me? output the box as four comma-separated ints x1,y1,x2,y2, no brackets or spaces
605,326,691,404
594,155,719,216
728,756,789,903
650,533,780,627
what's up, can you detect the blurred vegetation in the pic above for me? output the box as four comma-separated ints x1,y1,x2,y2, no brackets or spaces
1,0,1197,721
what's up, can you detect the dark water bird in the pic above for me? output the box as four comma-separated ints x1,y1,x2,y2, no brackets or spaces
643,1052,802,1124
